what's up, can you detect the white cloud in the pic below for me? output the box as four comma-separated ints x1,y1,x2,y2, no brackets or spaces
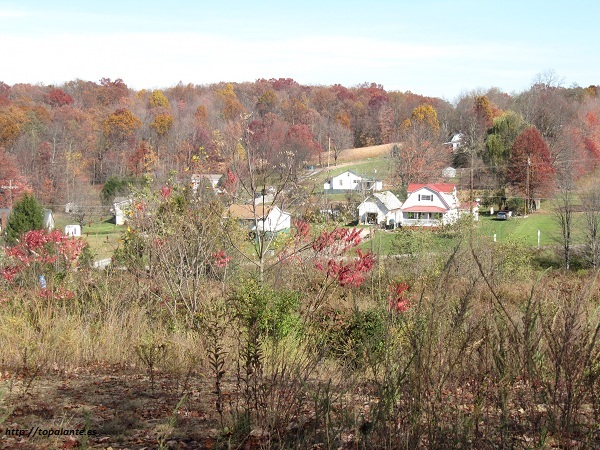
0,8,26,17
0,29,567,98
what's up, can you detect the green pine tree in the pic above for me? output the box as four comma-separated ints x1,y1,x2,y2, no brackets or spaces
5,193,44,244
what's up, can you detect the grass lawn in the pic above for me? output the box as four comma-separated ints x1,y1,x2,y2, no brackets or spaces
303,157,395,192
477,211,558,246
52,212,124,261
81,220,124,260
356,209,579,255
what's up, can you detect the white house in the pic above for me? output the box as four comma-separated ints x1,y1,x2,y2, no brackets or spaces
225,204,291,233
358,191,403,228
324,170,382,194
0,208,55,232
443,133,463,151
400,183,460,227
112,197,132,226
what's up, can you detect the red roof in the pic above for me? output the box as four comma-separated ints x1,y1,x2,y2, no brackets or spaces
402,205,448,213
407,183,455,194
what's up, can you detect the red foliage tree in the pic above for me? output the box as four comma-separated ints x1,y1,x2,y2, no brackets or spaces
98,78,128,106
44,88,74,107
0,148,30,207
508,127,555,205
283,124,323,171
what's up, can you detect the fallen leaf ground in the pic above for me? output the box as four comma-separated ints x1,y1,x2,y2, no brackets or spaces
1,365,217,449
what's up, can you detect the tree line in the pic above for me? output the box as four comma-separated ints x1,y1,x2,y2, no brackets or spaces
0,74,598,209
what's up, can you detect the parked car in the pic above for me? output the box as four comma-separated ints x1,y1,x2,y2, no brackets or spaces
497,210,512,220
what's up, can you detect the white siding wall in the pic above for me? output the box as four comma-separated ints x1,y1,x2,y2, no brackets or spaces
331,171,363,190
257,207,291,232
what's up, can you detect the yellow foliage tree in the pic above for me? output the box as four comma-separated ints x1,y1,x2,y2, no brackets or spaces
150,113,174,136
217,83,244,121
103,109,142,143
0,105,28,147
148,90,170,109
410,104,440,131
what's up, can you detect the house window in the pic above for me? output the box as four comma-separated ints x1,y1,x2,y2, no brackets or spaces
338,179,343,186
353,179,359,184
420,194,433,201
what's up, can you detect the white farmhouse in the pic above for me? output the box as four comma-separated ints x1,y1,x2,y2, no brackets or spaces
400,183,460,226
358,191,403,228
43,209,55,230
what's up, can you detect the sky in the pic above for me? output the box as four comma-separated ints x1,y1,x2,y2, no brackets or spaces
1,0,598,102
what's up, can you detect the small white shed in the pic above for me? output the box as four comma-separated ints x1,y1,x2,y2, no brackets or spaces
65,224,82,237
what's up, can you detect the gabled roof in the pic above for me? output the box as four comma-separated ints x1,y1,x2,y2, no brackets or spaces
226,204,284,220
407,183,455,194
330,170,372,181
371,191,402,211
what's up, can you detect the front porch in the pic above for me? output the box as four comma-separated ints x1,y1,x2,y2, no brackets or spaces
402,212,444,227
402,218,441,227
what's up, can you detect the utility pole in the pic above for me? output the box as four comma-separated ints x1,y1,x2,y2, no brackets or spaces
0,179,18,208
327,137,331,169
525,157,530,216
325,137,330,223
470,152,474,213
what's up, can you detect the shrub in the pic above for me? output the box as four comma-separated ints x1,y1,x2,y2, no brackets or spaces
230,278,301,342
319,307,387,369
4,193,44,244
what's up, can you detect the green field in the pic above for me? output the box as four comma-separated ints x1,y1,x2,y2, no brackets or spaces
81,220,124,260
477,211,556,246
53,212,124,261
356,208,577,255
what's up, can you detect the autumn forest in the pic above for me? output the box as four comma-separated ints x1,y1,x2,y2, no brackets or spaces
0,76,598,208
